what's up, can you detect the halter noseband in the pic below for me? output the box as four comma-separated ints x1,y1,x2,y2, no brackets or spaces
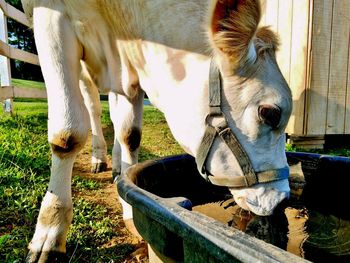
196,60,289,188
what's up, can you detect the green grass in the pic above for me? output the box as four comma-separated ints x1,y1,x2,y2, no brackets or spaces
140,106,184,160
286,142,350,157
11,99,48,115
0,99,183,262
101,102,184,160
72,176,101,191
12,78,46,90
0,111,51,262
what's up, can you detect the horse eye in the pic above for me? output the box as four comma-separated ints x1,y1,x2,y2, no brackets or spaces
258,105,281,129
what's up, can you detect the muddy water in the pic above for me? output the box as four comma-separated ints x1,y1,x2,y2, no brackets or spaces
193,199,350,262
193,163,350,262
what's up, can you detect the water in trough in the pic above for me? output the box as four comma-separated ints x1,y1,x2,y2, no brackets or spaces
193,198,350,262
192,162,350,262
129,154,350,262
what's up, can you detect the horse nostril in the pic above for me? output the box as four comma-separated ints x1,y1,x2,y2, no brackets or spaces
258,105,281,129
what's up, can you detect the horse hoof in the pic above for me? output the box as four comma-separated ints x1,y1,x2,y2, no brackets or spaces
26,250,67,263
112,170,121,181
91,162,107,173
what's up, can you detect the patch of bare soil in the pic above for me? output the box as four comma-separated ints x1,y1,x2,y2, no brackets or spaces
73,128,149,262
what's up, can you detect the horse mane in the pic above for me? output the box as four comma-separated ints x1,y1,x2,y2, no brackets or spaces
255,26,280,55
236,26,280,78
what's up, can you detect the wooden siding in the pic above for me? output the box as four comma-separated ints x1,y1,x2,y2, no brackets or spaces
307,0,350,135
326,0,350,134
261,0,350,136
306,0,333,135
260,0,311,135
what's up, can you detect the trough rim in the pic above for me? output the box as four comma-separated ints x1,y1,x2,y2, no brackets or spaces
117,153,312,263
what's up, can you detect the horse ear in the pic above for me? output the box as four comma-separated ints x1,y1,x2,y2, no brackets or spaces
208,0,261,64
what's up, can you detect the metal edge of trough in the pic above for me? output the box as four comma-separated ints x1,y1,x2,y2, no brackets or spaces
117,154,311,263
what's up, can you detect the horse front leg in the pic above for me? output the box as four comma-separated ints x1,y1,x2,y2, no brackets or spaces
26,6,88,263
108,91,121,179
111,89,144,233
80,65,108,173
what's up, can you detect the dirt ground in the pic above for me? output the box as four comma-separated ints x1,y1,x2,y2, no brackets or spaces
72,127,149,262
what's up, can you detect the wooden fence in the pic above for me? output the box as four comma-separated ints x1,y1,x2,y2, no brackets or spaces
0,0,45,101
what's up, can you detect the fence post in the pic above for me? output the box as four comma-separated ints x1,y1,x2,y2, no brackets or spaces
0,7,13,114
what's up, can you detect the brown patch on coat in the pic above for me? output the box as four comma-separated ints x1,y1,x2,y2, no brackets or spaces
50,131,82,158
36,203,72,251
123,127,141,152
166,49,186,81
38,203,72,227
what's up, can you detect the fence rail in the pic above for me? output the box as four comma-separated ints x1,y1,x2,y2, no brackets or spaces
0,39,40,65
0,85,46,100
0,0,29,26
0,0,46,102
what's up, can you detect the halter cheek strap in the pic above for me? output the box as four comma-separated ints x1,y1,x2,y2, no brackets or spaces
196,60,289,188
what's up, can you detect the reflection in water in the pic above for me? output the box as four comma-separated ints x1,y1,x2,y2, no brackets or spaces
193,162,350,262
306,211,350,262
193,200,350,262
285,207,308,258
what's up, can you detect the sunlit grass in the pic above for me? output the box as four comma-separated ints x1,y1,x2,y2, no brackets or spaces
12,78,46,90
0,111,50,261
0,99,183,262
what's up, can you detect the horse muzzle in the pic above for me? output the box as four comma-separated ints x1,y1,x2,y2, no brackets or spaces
230,179,290,216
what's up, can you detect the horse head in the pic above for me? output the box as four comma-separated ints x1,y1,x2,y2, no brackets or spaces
199,0,292,215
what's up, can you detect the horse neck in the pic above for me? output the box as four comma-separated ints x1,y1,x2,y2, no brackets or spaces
127,0,211,55
140,47,211,155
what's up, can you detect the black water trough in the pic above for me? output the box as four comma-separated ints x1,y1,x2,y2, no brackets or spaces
117,152,350,263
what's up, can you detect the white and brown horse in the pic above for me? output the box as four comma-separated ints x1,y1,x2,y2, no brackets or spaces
22,0,292,261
